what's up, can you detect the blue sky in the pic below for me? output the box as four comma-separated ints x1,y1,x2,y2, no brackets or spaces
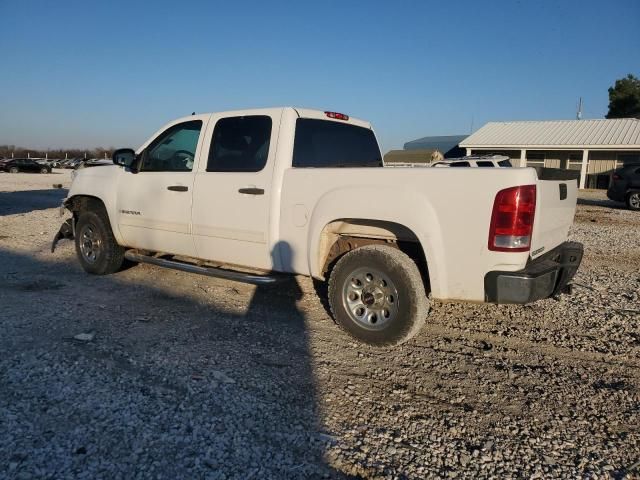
0,0,638,153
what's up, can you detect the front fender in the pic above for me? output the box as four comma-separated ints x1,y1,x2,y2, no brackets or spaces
306,185,447,299
65,165,124,245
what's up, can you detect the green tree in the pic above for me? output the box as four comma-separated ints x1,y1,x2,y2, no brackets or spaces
606,74,640,119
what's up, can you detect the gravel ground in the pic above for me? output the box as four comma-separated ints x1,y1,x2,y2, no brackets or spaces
0,172,639,479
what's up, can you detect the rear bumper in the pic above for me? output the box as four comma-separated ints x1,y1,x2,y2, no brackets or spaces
484,241,583,304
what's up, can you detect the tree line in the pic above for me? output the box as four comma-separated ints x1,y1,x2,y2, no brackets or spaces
0,145,113,160
606,74,640,119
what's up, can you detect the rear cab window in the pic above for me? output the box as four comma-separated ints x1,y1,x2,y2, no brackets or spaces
293,119,382,168
476,161,495,167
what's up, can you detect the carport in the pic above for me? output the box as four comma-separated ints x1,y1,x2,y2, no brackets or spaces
459,118,640,189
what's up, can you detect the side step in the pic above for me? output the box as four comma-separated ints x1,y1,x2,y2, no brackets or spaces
124,251,280,285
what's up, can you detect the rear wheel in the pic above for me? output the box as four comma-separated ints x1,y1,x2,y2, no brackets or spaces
9,166,19,173
328,245,428,346
75,208,125,274
626,192,640,211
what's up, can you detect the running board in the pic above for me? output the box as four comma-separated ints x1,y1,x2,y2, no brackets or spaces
124,251,280,285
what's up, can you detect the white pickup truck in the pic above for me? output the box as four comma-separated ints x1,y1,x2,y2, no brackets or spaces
53,107,583,346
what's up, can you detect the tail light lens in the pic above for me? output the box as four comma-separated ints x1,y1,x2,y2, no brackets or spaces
612,173,621,181
488,185,536,252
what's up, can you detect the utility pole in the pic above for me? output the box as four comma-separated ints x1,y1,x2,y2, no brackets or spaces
576,97,583,120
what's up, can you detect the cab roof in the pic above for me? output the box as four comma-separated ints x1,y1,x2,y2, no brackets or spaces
181,107,372,129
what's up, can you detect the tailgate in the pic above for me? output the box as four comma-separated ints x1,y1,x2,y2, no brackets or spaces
529,168,579,259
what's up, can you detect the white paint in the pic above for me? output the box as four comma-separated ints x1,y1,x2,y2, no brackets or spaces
579,149,589,189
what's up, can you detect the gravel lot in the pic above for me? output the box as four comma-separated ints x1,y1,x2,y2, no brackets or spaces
1,171,639,479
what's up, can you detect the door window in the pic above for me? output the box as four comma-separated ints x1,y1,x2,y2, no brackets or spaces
140,120,202,172
207,116,272,172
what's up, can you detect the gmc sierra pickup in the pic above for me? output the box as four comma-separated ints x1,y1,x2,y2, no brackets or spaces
53,107,583,346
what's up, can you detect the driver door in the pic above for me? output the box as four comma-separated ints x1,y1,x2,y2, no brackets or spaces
116,116,209,256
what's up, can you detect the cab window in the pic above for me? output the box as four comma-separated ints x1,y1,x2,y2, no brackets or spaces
293,119,382,168
140,120,202,172
207,116,272,172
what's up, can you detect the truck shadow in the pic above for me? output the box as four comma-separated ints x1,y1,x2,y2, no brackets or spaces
0,188,68,216
0,244,350,479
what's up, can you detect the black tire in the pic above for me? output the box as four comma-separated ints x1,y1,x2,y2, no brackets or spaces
328,245,428,346
75,207,125,275
40,167,49,174
626,191,640,211
9,167,19,174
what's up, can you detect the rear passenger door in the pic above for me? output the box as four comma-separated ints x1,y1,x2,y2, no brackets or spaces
191,110,282,270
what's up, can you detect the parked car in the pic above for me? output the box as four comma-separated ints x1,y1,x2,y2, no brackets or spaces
607,164,640,210
56,159,72,168
57,158,81,169
52,107,583,347
0,158,52,173
42,158,63,168
431,155,513,168
71,159,112,180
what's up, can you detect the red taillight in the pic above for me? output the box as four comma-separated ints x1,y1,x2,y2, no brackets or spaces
612,173,621,181
325,111,349,121
488,185,536,252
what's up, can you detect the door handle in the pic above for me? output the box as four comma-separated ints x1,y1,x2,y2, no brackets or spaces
238,187,264,195
167,185,189,192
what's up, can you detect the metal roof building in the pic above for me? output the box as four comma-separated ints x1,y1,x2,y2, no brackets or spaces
384,149,440,164
404,134,468,158
460,119,640,189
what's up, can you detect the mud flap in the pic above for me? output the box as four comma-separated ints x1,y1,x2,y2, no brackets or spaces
51,218,74,253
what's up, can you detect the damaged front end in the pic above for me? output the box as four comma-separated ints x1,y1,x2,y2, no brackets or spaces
51,201,75,253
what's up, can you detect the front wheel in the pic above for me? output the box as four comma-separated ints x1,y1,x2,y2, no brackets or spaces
626,192,640,211
40,167,49,174
328,245,428,346
75,209,125,275
9,167,19,173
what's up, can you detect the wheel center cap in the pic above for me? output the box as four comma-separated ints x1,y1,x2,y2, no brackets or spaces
362,292,375,306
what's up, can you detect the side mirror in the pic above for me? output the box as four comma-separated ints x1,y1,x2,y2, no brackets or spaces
112,148,136,168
